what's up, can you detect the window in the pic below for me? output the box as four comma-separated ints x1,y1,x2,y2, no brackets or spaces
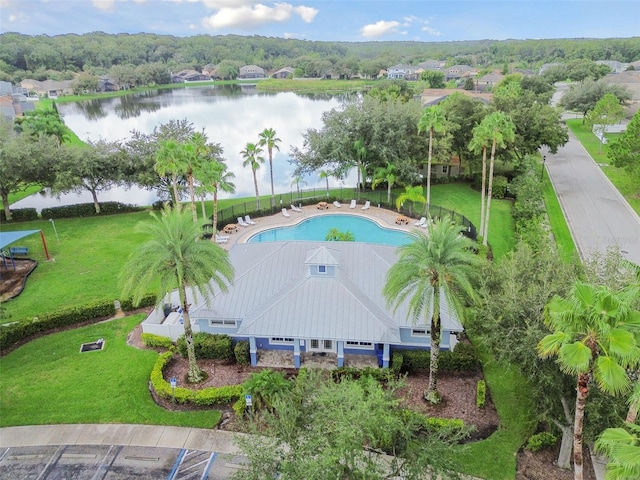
411,328,429,337
323,339,333,349
318,265,327,274
346,341,373,349
209,319,235,328
442,165,449,174
270,337,294,345
310,339,319,349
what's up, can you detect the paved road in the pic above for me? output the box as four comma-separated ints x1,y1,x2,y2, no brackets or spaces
544,130,640,266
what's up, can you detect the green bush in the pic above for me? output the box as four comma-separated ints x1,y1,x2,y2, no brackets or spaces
141,333,173,349
176,332,234,361
476,380,486,408
398,341,479,373
491,175,509,199
149,352,242,406
40,202,143,219
525,432,558,452
0,208,38,222
242,369,292,410
391,352,404,373
332,366,395,383
234,340,250,365
401,409,467,436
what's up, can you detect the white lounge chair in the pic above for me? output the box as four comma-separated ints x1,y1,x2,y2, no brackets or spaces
421,219,434,229
237,217,249,227
282,208,291,217
290,204,302,212
245,215,256,225
415,217,426,227
215,236,229,244
349,199,357,209
333,200,342,208
361,201,370,210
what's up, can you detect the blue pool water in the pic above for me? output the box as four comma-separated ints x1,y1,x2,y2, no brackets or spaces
247,214,411,246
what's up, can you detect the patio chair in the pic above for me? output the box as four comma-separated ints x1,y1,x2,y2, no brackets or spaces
361,201,370,210
245,215,256,225
415,217,426,227
282,208,291,217
291,204,302,212
237,217,249,227
349,199,357,209
215,236,229,244
333,200,342,208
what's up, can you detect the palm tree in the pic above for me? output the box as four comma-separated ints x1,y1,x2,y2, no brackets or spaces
352,139,367,200
318,169,331,198
119,206,235,383
595,422,640,480
240,142,265,210
196,159,235,242
291,175,307,199
395,185,426,217
478,111,515,246
625,382,640,424
371,162,400,205
384,217,480,404
468,122,492,239
417,105,446,210
538,282,640,480
258,128,281,208
183,131,209,224
155,139,184,206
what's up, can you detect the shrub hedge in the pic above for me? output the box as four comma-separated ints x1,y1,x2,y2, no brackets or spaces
150,351,242,406
0,208,38,222
395,341,480,373
401,409,467,436
234,340,250,365
176,332,235,360
41,202,144,219
525,432,558,452
476,379,486,408
0,293,156,352
141,333,173,349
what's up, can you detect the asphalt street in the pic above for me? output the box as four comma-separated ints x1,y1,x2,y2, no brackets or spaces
543,129,640,266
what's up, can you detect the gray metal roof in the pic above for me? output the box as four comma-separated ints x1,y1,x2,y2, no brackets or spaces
189,241,464,343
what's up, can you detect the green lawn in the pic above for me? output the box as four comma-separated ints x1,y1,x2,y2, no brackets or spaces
566,119,640,216
0,314,221,428
542,172,579,263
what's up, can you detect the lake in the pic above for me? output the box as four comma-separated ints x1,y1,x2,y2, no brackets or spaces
13,85,351,211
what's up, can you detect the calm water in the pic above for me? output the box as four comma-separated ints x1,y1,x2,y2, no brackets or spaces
14,85,350,211
248,215,411,246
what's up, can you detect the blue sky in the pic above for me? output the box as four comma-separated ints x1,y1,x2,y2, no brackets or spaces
1,0,638,42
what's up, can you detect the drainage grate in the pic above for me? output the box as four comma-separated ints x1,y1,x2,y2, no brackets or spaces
80,339,105,353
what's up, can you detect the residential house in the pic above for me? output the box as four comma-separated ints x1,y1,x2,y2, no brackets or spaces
421,156,462,180
0,81,36,121
420,88,492,107
238,65,266,79
20,79,74,98
271,67,295,79
538,62,564,75
444,65,475,82
97,76,118,92
170,70,211,83
202,64,221,79
603,70,640,104
386,64,419,80
141,241,463,368
418,60,445,71
596,60,630,74
475,72,505,91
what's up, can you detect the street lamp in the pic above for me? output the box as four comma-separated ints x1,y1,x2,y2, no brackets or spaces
540,155,547,181
49,218,59,242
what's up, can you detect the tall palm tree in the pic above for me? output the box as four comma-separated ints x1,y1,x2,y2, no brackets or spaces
625,382,640,424
240,142,265,210
119,206,234,383
384,217,480,404
595,422,640,480
479,111,515,246
468,122,492,239
318,169,331,198
155,139,184,206
258,128,281,208
183,131,209,224
291,175,307,199
196,159,235,242
352,139,367,200
538,282,640,480
417,105,446,210
395,185,425,217
371,162,400,205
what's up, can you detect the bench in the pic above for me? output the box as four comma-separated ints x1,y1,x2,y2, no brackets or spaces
9,246,29,256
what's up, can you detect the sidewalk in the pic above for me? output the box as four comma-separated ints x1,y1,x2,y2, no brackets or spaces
0,424,241,454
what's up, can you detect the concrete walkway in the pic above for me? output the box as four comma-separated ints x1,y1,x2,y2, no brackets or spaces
0,424,240,453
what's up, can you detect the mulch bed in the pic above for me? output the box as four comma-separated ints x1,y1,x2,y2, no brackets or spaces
0,257,37,302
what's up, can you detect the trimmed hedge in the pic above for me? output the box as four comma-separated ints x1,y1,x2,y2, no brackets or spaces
141,333,173,349
176,332,234,360
150,352,242,406
234,340,250,366
525,432,558,452
41,202,144,219
0,293,156,352
331,366,395,383
476,379,486,408
401,409,467,436
0,208,38,222
395,341,480,373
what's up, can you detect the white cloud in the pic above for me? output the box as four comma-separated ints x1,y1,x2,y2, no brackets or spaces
422,26,442,36
92,0,115,11
284,32,305,39
360,20,400,38
202,2,316,29
201,0,256,7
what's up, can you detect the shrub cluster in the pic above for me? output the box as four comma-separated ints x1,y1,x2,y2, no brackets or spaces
41,202,144,219
150,352,242,405
141,333,173,349
234,340,250,365
331,366,396,383
176,332,234,360
491,175,509,199
525,432,558,452
401,409,467,436
476,380,486,408
396,341,480,373
0,294,156,352
0,208,38,222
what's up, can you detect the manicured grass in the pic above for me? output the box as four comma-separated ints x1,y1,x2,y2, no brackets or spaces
257,78,376,92
566,119,640,215
0,314,221,427
3,185,42,208
541,172,579,264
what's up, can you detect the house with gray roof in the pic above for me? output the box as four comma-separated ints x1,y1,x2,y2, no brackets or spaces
387,64,418,80
142,241,463,369
271,67,295,79
238,65,266,79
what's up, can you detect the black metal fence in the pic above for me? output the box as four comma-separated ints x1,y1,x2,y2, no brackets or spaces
214,187,477,240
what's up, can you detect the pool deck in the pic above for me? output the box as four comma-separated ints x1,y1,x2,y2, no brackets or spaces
217,204,422,250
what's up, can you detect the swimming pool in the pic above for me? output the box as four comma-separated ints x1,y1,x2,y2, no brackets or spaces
247,214,411,246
